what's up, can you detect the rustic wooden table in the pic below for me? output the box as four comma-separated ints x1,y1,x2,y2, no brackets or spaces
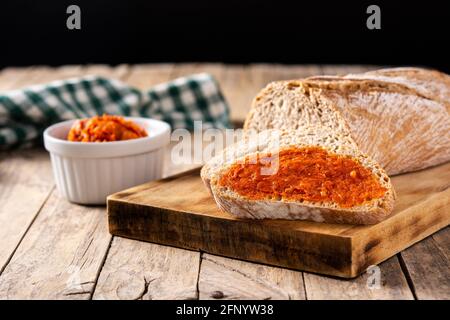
0,64,448,300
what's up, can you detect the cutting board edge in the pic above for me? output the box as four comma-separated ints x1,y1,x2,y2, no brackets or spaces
107,198,356,278
349,189,450,276
106,163,450,279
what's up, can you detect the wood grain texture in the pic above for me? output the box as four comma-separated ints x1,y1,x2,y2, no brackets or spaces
0,192,111,299
0,149,53,274
0,65,129,299
93,238,200,300
251,64,323,83
433,227,450,258
83,64,129,79
92,64,255,300
108,161,450,278
5,65,84,87
220,65,254,125
91,64,203,300
198,254,305,300
347,161,450,275
125,64,174,89
0,67,75,275
399,227,450,300
0,67,35,90
304,256,414,300
1,64,447,299
319,65,381,76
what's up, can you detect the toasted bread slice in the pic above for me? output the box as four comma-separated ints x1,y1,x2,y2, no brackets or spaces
202,127,396,225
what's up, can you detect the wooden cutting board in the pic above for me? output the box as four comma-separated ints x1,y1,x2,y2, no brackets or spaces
107,162,450,278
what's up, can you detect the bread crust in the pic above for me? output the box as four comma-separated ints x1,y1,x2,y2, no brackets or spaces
203,67,449,223
211,187,395,225
203,128,396,225
244,67,450,175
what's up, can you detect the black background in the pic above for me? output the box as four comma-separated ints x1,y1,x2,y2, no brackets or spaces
1,0,450,72
0,300,444,317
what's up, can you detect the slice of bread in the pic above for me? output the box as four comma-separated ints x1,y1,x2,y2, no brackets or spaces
202,127,396,225
244,67,450,175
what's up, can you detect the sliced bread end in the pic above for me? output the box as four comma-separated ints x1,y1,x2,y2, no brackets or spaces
204,128,396,225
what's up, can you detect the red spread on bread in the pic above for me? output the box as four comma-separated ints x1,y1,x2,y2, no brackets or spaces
218,147,387,208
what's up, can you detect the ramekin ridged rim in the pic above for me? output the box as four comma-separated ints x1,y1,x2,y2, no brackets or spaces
44,117,171,158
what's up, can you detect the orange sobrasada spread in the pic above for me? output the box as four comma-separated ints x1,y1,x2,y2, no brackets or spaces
67,114,147,142
218,147,387,208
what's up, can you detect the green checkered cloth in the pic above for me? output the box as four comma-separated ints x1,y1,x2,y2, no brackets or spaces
0,73,231,149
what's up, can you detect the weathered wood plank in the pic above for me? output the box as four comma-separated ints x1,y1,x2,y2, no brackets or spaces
251,63,323,83
0,192,111,299
399,227,450,300
191,65,422,299
92,64,203,300
167,63,202,78
125,64,174,89
178,63,225,80
304,256,414,300
1,64,446,301
0,65,129,299
433,226,449,258
83,64,129,79
106,65,338,302
0,149,54,274
218,65,253,126
0,66,84,92
0,67,76,276
6,65,84,86
93,238,200,300
298,65,442,299
108,160,449,280
0,67,35,91
319,65,381,76
294,64,430,300
198,254,305,300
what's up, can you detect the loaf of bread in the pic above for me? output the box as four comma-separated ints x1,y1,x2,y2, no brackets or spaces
202,67,449,224
244,67,450,175
202,127,396,224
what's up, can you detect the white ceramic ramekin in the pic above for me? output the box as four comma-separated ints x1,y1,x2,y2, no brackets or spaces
44,117,171,204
